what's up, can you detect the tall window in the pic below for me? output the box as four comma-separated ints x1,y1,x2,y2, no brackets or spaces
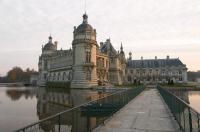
85,47,91,63
86,70,91,80
128,76,131,82
44,60,47,70
63,72,66,81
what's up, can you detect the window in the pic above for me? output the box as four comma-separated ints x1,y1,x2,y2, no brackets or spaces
44,60,48,70
127,76,131,82
53,73,56,81
137,69,139,74
58,73,61,81
86,71,91,80
130,70,133,74
44,73,47,80
68,72,71,80
85,47,91,63
63,72,66,81
143,69,145,75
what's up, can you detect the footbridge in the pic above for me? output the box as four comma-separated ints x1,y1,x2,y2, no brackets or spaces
15,86,200,132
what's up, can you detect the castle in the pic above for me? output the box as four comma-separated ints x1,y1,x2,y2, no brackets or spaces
38,14,187,88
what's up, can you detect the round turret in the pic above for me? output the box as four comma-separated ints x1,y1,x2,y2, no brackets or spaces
73,13,96,41
42,36,56,54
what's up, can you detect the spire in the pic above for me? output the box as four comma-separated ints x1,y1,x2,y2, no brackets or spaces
129,52,132,60
83,13,88,24
120,42,123,52
84,0,87,14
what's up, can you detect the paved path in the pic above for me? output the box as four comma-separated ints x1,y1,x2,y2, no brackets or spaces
94,89,181,132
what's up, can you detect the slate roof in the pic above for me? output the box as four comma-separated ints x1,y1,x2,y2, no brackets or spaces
76,14,94,33
76,23,93,33
127,58,185,68
43,43,55,51
100,41,118,56
43,36,55,51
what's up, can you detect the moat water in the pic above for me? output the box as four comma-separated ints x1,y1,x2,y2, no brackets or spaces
0,86,200,131
0,86,120,132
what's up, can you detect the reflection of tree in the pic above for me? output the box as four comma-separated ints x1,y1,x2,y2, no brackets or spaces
6,89,33,101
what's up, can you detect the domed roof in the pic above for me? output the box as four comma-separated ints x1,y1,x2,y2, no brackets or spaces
76,14,94,33
43,36,55,51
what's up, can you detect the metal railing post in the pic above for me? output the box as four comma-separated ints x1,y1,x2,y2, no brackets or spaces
188,107,193,132
183,106,185,131
157,86,200,132
198,113,200,131
58,115,61,132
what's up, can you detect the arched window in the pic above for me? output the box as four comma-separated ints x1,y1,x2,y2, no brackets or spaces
58,73,61,81
68,72,71,81
63,72,66,81
127,75,132,82
48,74,51,81
53,73,56,81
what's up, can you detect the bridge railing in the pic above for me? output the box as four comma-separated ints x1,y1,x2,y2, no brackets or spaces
15,86,145,132
157,86,200,132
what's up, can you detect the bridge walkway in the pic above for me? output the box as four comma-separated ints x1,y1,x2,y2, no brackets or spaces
94,88,181,132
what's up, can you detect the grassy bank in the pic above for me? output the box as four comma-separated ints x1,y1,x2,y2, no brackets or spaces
160,83,200,90
114,83,144,88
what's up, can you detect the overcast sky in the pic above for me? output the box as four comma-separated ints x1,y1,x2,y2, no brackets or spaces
0,0,200,75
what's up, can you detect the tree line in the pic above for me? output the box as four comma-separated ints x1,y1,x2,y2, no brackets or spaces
0,67,38,83
187,71,200,82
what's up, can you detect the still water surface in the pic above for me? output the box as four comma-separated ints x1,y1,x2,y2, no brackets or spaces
0,86,117,132
188,91,200,113
0,87,200,131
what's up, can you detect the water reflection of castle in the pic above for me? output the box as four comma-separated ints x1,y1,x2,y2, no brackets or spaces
6,88,116,131
36,88,111,132
6,88,35,101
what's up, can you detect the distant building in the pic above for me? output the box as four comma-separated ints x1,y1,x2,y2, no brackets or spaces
38,13,187,88
187,71,200,82
30,73,39,86
126,55,187,84
196,78,200,83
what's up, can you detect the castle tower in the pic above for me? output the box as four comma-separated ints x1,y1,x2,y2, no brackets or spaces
71,13,98,88
38,36,57,86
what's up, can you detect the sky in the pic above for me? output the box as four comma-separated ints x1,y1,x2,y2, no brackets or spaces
0,0,200,76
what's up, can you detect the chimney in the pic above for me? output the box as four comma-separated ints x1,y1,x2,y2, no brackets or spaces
54,41,58,50
129,52,132,60
167,55,170,59
106,38,110,43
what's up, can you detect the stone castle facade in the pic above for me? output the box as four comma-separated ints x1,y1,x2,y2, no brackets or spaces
38,14,126,88
38,14,187,88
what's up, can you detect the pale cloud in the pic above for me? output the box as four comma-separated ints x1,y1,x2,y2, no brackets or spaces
0,0,200,75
